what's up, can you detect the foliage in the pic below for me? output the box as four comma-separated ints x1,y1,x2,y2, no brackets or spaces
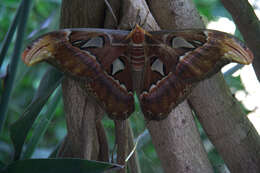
0,0,251,173
2,158,122,173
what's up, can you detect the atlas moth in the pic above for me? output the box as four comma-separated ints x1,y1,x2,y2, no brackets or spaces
22,24,253,120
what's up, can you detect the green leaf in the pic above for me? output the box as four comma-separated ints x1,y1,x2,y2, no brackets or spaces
48,139,63,158
0,0,33,132
224,75,245,91
0,160,6,170
22,87,62,159
1,158,123,173
10,67,64,161
0,0,22,67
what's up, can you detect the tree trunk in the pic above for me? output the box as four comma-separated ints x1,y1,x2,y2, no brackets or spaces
189,73,260,173
146,0,214,172
148,1,260,172
58,0,105,159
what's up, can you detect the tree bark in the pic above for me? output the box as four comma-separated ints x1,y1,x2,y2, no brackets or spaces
127,121,141,173
187,0,260,172
144,0,214,172
220,0,260,82
58,0,105,159
148,0,260,172
114,120,128,173
147,0,204,29
189,73,260,173
147,101,214,173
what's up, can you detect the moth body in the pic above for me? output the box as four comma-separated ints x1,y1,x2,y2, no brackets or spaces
129,45,145,71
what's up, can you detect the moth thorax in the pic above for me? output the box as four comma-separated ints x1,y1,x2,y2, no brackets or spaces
131,31,145,44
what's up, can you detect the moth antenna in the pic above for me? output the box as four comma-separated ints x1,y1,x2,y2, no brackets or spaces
129,22,134,30
147,23,153,31
104,0,118,25
135,9,150,28
140,11,150,28
135,9,142,26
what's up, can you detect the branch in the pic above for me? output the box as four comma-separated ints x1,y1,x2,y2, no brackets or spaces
96,120,109,162
189,72,260,173
149,0,260,172
127,120,141,173
104,0,120,28
220,0,260,81
114,120,128,173
58,0,105,159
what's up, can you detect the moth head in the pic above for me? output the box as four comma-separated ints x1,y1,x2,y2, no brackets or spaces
125,24,152,44
22,30,71,66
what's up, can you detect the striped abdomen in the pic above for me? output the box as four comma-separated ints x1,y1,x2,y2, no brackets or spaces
130,44,145,71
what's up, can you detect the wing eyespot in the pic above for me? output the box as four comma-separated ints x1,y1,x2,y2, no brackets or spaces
171,36,195,49
151,57,166,76
111,57,125,76
72,36,104,49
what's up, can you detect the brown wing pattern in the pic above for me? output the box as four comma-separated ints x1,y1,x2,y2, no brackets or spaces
22,28,135,120
139,30,253,120
22,27,253,120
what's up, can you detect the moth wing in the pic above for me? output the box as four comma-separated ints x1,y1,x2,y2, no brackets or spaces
140,29,253,120
23,28,135,120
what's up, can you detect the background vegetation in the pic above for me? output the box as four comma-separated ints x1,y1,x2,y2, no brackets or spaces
0,0,256,172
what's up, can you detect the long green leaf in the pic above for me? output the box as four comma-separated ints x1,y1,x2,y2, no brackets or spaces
22,87,62,159
0,160,5,170
0,0,33,133
10,67,64,161
14,12,58,88
1,159,123,173
0,0,23,67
